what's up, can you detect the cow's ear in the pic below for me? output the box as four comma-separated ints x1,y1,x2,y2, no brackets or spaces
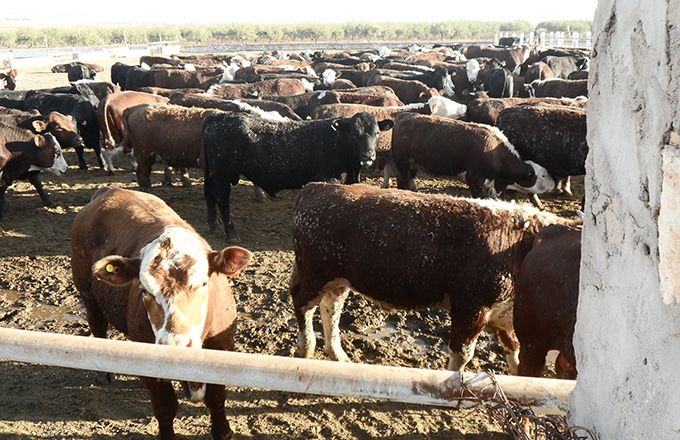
330,119,350,132
32,120,47,132
378,119,394,131
33,135,45,148
92,256,141,286
208,246,252,278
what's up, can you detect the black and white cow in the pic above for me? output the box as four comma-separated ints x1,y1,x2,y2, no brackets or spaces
202,112,394,239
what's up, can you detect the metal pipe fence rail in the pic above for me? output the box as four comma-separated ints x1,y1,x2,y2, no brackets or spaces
0,327,575,413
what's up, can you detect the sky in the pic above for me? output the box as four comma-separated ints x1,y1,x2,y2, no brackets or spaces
2,0,598,26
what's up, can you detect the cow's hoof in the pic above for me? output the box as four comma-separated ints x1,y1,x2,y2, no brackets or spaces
45,202,57,209
106,170,115,176
325,350,350,363
78,165,88,171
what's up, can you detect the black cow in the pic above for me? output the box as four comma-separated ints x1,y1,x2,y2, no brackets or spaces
203,112,394,238
111,62,135,89
68,64,96,82
485,67,514,98
0,90,29,110
24,91,103,170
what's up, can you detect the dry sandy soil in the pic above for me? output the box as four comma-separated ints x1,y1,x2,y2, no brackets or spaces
0,59,583,439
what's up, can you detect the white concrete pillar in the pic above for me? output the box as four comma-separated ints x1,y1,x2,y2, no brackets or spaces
571,0,680,438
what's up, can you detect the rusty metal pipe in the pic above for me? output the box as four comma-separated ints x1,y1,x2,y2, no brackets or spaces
0,327,574,412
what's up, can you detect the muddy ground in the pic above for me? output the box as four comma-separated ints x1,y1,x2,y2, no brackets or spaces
0,60,582,439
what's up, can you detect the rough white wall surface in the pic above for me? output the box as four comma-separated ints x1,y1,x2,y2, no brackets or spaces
572,0,680,438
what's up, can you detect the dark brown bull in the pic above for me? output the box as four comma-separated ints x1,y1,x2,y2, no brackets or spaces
391,113,554,197
290,182,575,372
207,78,310,99
71,187,252,440
515,224,581,379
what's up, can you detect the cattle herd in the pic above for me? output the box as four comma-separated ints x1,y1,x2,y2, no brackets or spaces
0,42,590,439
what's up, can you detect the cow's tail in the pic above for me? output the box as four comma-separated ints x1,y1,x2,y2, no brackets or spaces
101,98,116,149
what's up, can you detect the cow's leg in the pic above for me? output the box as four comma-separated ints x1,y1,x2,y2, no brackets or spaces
562,176,573,198
319,284,350,362
204,178,219,231
102,146,119,175
135,153,155,190
27,173,55,208
517,344,548,377
75,145,88,170
179,168,191,187
530,194,544,209
555,352,577,379
253,185,269,202
93,144,106,170
0,185,6,218
381,157,398,188
163,165,174,187
487,300,520,375
395,158,413,190
82,295,113,383
140,377,178,440
447,305,490,371
204,383,234,440
290,264,319,358
215,184,237,240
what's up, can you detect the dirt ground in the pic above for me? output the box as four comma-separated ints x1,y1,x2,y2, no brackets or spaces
0,59,583,439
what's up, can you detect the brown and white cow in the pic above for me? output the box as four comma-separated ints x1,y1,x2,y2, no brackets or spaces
290,182,575,372
71,187,252,440
98,91,170,173
390,113,554,197
515,224,580,379
0,124,68,216
0,110,85,153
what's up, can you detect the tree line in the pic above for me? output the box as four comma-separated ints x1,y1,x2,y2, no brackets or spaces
0,20,592,49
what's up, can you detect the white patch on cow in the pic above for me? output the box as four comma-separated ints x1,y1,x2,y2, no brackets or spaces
300,78,315,92
138,226,210,348
379,46,392,58
512,65,521,75
296,305,318,358
319,279,351,362
408,44,422,53
102,145,126,173
317,90,327,100
140,62,151,71
447,339,477,371
487,300,519,374
38,134,68,175
322,69,337,86
483,179,499,197
188,383,206,403
428,96,466,119
365,53,381,63
507,160,556,194
183,63,196,72
470,122,520,158
219,62,240,83
228,100,289,122
305,67,318,77
466,59,480,83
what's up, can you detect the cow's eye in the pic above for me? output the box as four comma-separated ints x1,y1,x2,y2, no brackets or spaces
202,281,208,288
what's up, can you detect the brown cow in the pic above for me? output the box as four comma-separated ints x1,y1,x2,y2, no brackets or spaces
525,61,555,83
466,96,588,126
71,187,252,440
567,70,589,80
207,78,310,99
290,182,575,372
365,75,439,104
122,104,222,188
528,79,588,98
98,91,170,173
465,45,532,71
153,67,224,89
0,69,17,90
391,113,554,197
0,110,85,153
515,224,580,379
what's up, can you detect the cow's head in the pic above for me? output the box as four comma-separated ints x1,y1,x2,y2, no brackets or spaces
506,160,555,194
33,112,85,149
92,228,252,350
26,133,68,175
332,113,394,167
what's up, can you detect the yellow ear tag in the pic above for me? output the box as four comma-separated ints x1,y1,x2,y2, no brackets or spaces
106,264,119,274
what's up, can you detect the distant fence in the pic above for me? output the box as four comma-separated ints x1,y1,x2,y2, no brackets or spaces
495,31,592,49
